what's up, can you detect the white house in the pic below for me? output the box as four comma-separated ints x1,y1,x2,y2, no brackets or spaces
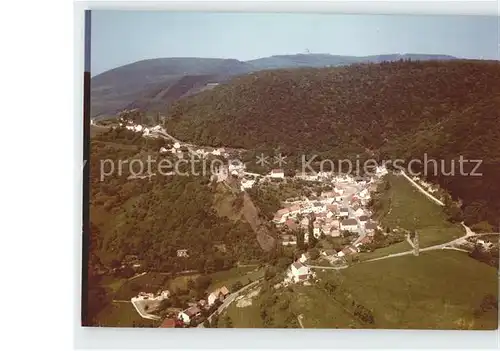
340,218,359,233
177,249,189,257
207,286,230,306
337,245,359,258
173,142,181,149
313,222,321,238
240,179,256,191
159,147,169,154
228,159,245,173
290,261,311,283
359,188,370,198
296,173,318,182
364,221,378,236
270,169,285,179
178,306,202,324
339,207,349,218
298,253,309,263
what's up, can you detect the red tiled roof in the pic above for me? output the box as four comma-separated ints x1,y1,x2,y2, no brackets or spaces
159,319,176,328
185,306,201,317
285,219,298,230
292,261,304,270
341,218,358,226
276,208,290,216
365,222,377,230
327,204,338,211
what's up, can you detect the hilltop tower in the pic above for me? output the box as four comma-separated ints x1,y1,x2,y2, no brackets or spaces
413,231,420,256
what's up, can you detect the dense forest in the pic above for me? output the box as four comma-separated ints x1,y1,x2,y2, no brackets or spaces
163,60,500,227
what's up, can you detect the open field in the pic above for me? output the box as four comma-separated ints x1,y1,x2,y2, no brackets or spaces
291,285,362,328
327,250,498,330
208,267,264,291
94,302,159,328
358,241,413,261
225,292,264,328
367,174,463,256
90,124,111,137
168,274,200,291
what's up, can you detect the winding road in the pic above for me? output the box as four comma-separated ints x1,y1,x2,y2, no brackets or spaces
198,279,263,328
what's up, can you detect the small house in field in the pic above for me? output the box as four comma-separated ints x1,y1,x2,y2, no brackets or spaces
290,260,311,283
313,222,321,238
177,249,189,257
207,286,230,306
270,169,285,179
337,245,359,258
177,306,202,324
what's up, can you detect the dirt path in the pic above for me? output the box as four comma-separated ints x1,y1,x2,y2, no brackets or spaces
297,314,305,328
400,171,444,206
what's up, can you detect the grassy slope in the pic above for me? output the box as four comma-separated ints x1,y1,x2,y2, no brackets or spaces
208,267,264,291
226,293,264,328
335,250,498,330
360,173,463,260
292,285,362,328
94,302,159,328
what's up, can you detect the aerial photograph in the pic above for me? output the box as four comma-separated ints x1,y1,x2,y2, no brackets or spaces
83,11,499,329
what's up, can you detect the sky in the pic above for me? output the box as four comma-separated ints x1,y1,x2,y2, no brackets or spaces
90,11,499,75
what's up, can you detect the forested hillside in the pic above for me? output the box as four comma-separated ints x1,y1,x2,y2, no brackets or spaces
163,60,500,226
86,129,272,324
90,130,267,271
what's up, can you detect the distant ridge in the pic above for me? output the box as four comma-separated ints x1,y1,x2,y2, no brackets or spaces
91,53,458,117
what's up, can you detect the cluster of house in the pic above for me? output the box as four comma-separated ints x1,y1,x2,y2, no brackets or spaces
274,188,346,224
193,147,230,158
277,176,385,258
276,188,350,243
132,290,170,302
177,249,189,258
176,286,230,325
120,122,164,138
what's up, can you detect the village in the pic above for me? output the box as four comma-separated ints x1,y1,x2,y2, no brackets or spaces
92,117,400,327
